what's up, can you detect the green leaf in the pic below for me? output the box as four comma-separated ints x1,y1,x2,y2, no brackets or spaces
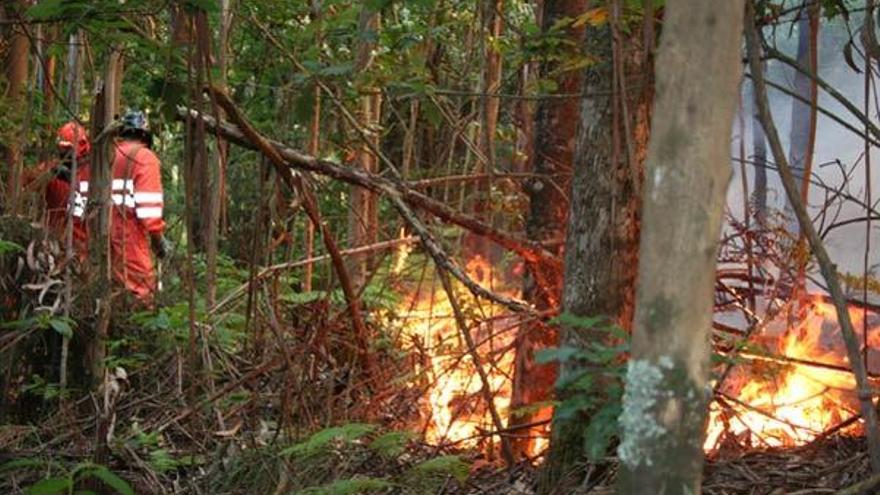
553,395,593,422
535,346,579,365
78,466,134,495
583,402,622,461
319,63,354,77
410,455,469,483
26,0,68,20
1,458,48,471
369,430,413,457
280,423,377,457
25,477,72,495
0,239,24,255
49,319,73,339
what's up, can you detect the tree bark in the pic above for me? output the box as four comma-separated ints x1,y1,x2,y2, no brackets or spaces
2,0,29,213
617,0,744,492
750,74,768,225
511,0,586,460
538,11,653,491
785,2,819,238
87,48,123,388
349,8,382,289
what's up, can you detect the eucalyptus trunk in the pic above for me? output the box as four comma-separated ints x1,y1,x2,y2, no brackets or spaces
539,15,653,492
511,0,586,460
617,0,744,491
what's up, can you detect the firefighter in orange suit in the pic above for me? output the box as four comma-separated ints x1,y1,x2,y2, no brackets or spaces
107,110,171,304
26,122,91,246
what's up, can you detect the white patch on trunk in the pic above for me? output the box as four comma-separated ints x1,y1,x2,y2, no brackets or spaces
617,356,675,469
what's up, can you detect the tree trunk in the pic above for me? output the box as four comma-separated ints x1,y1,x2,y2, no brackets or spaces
304,0,322,293
616,0,744,492
538,11,653,489
786,2,819,239
463,0,505,261
786,2,819,294
349,8,382,288
511,0,586,460
87,48,124,388
750,74,768,225
2,0,29,213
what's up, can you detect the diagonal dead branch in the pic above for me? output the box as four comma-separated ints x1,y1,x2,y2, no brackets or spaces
177,105,540,314
207,86,379,381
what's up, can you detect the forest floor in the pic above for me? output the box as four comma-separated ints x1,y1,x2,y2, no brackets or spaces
2,219,878,494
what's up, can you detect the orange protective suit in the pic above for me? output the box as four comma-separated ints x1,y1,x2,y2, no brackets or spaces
25,122,91,249
109,139,166,303
74,139,165,303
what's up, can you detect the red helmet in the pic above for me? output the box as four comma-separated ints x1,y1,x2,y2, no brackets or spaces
57,121,91,159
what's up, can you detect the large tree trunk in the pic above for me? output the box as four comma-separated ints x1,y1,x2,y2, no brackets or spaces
2,0,29,213
616,0,744,492
510,0,586,460
538,13,653,491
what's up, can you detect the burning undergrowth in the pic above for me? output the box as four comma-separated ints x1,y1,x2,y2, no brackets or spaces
707,296,878,453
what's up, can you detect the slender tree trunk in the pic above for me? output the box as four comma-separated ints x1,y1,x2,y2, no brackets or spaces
511,0,586,461
617,0,744,492
87,48,124,388
198,5,226,308
538,16,652,490
349,8,382,288
38,24,57,160
750,74,768,225
3,1,29,213
787,3,819,227
66,31,82,109
463,0,505,261
786,2,819,293
304,0,322,293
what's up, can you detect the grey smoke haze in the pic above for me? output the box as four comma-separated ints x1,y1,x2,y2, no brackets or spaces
727,10,880,287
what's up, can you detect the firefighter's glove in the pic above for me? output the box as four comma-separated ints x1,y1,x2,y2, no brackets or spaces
151,234,172,259
52,163,72,183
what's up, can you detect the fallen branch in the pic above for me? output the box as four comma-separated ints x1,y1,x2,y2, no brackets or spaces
746,5,880,472
209,236,419,315
177,105,537,314
175,106,557,268
208,86,379,381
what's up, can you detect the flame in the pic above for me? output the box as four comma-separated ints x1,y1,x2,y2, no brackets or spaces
705,298,872,451
400,256,519,447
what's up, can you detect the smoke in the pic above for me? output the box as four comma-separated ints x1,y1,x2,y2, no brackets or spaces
727,8,880,285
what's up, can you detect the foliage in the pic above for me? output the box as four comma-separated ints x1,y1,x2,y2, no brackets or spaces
296,477,393,495
536,313,630,462
280,423,377,458
1,458,134,495
0,239,24,255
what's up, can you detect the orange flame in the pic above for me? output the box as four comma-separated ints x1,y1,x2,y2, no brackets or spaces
705,298,871,451
400,256,518,447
